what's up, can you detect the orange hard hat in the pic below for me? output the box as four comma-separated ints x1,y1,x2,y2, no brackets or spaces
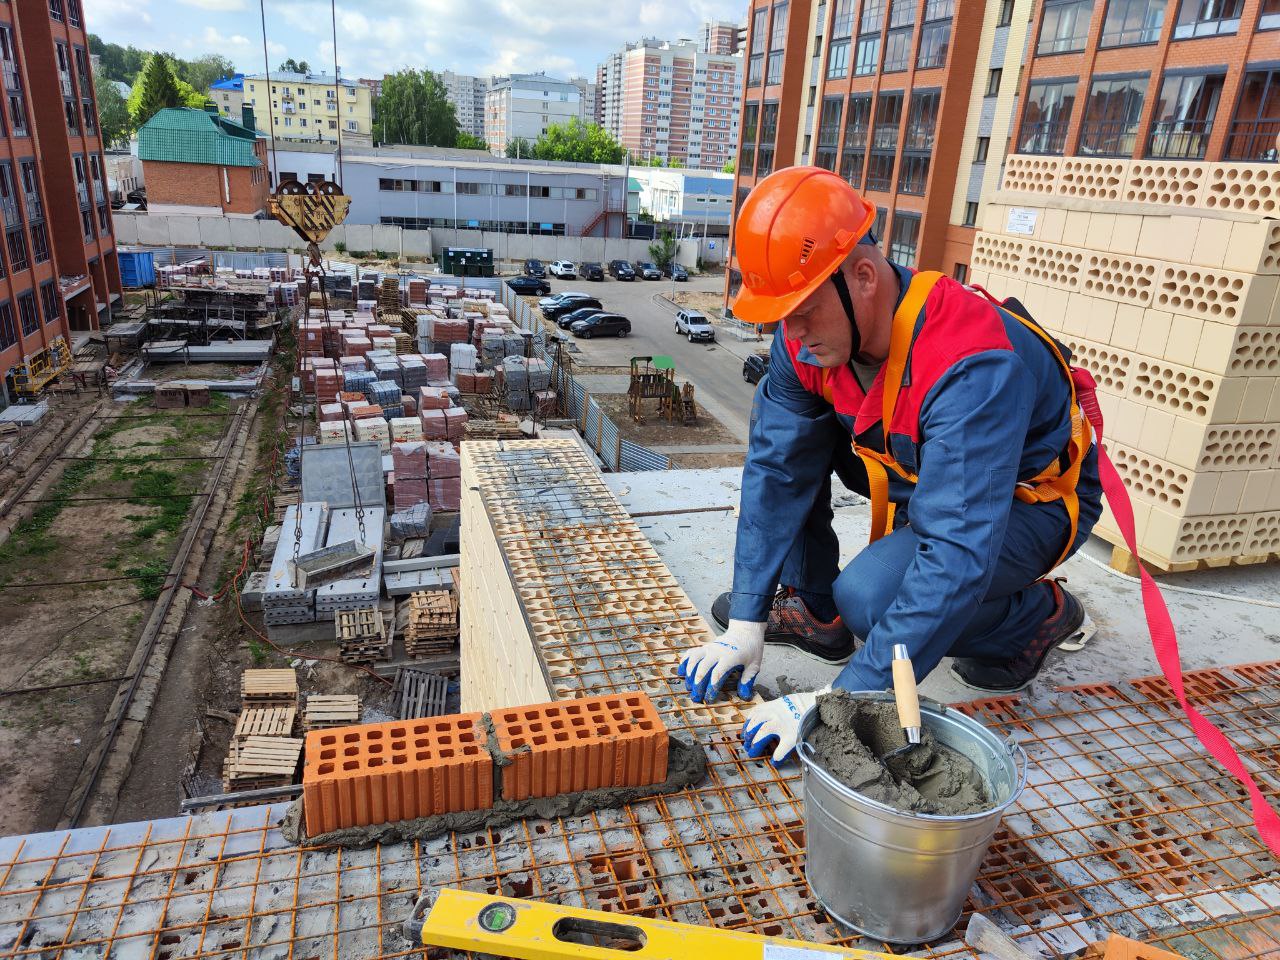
731,167,876,327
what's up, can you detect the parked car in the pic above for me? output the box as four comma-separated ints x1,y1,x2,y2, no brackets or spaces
507,275,551,296
580,261,605,281
549,260,578,279
538,291,589,309
664,263,689,281
571,313,631,338
743,353,769,384
544,295,602,320
557,306,607,329
523,258,546,277
608,260,636,280
633,260,663,280
675,308,715,343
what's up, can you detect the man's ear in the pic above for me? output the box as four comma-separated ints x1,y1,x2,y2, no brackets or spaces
850,253,879,297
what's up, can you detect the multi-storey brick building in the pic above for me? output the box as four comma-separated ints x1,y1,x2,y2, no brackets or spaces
597,39,743,170
0,0,121,402
702,19,747,55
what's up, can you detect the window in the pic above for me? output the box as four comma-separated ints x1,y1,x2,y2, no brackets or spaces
65,99,79,134
81,208,93,241
975,136,991,161
866,153,895,191
771,1,790,48
1173,0,1243,37
954,263,969,283
40,282,59,324
998,0,1016,24
740,102,760,175
1038,0,1094,53
299,117,307,127
277,170,298,183
1018,79,1077,153
833,0,855,36
854,34,880,75
49,0,64,21
0,302,13,349
889,0,915,27
1080,75,1148,155
98,205,110,235
757,102,780,176
767,50,784,84
30,222,48,263
1263,0,1280,28
828,39,851,78
68,0,81,26
917,20,952,68
964,201,979,225
1148,71,1223,158
873,91,903,149
748,55,764,86
899,155,930,193
905,90,940,150
750,7,768,55
1101,0,1167,45
1225,69,1280,160
841,95,871,186
861,0,887,30
882,27,912,71
18,291,37,335
20,162,40,220
0,164,13,228
986,68,1003,97
889,212,921,267
815,97,844,170
82,102,96,134
6,229,26,271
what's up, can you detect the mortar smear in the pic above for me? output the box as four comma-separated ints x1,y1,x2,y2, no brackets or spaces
279,734,707,848
807,691,991,816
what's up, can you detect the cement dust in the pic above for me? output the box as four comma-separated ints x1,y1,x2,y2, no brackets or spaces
807,692,990,816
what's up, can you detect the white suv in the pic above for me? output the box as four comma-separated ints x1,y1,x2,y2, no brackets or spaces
548,260,578,279
675,309,715,343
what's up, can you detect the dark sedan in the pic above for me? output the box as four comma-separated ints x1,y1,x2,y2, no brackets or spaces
743,353,768,384
543,295,602,320
571,313,631,338
664,263,689,281
507,275,551,296
608,260,636,280
523,258,546,277
580,261,605,281
557,306,607,329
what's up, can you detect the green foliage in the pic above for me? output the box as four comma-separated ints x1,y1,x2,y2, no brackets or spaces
455,131,488,151
721,158,736,174
333,240,347,253
531,118,625,164
128,54,204,127
180,54,236,94
125,560,169,601
247,639,270,666
505,136,534,158
88,34,150,85
374,69,459,147
649,229,677,271
89,34,229,95
0,460,94,571
95,72,132,148
125,466,192,541
279,59,311,74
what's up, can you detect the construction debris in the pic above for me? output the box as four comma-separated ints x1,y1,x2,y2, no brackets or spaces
335,607,391,664
404,590,458,658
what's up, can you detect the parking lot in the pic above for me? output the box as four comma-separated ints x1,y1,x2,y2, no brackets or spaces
525,269,768,442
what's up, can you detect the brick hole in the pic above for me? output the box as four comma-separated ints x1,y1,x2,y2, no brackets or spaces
463,745,481,755
343,732,361,743
320,749,336,760
390,727,406,737
317,763,334,774
343,746,359,757
415,751,432,761
391,740,405,751
342,760,360,771
368,743,383,754
368,757,384,767
575,729,590,739
509,724,523,735
511,737,527,749
366,730,383,740
319,735,337,746
438,748,455,758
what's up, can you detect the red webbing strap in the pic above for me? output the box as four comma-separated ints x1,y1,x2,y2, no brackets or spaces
1073,366,1280,855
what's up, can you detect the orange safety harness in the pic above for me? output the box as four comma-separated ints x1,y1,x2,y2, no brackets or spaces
822,270,1093,571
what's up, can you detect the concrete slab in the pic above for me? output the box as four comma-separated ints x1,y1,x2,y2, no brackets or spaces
602,468,1280,704
300,441,385,509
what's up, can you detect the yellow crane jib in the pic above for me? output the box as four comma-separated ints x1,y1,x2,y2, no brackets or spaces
403,888,901,960
268,178,350,250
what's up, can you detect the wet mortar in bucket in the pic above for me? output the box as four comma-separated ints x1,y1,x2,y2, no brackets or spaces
807,691,992,816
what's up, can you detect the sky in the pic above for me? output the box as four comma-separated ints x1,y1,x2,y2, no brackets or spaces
86,0,749,81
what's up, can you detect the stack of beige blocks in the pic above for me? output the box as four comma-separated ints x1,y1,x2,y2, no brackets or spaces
969,156,1280,570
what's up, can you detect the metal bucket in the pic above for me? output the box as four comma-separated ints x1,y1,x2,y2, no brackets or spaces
796,692,1026,945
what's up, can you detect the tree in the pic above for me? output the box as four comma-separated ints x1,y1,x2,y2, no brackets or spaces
88,34,149,84
127,55,204,127
373,69,459,147
95,73,132,148
279,59,311,74
505,136,534,158
530,118,624,164
181,54,236,94
649,229,677,271
721,158,735,174
455,132,488,151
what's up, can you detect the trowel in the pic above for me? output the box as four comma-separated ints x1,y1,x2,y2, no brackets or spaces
880,644,929,781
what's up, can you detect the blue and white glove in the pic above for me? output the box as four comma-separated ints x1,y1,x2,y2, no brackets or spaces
678,620,765,703
741,686,831,764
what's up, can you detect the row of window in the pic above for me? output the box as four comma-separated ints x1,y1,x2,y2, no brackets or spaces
379,216,567,235
48,0,83,27
1038,0,1279,56
827,0,954,79
377,179,599,200
0,282,61,353
739,102,782,177
1020,65,1279,161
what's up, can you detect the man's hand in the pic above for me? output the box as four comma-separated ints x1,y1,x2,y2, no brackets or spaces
741,686,830,764
678,620,765,703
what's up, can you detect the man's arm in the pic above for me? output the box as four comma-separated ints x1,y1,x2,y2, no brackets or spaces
730,328,847,621
832,350,1036,690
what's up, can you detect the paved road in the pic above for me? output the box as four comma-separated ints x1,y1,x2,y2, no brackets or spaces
527,272,769,442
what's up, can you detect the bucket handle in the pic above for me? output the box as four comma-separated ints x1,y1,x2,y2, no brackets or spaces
1003,737,1028,808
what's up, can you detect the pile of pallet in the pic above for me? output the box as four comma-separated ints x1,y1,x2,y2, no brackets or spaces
303,694,361,731
404,589,459,657
224,669,303,792
378,277,401,314
464,413,523,440
335,607,391,664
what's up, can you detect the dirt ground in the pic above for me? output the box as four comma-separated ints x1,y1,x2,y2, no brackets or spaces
665,452,746,469
142,361,262,383
671,290,728,319
0,396,232,835
592,392,739,447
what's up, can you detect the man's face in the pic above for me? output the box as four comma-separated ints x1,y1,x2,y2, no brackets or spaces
783,279,852,368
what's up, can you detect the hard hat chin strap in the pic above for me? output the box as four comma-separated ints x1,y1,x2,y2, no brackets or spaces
829,267,862,360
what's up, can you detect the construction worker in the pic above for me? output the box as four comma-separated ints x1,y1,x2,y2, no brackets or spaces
679,167,1103,763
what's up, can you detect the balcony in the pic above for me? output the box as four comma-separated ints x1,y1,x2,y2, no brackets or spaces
1147,119,1212,160
1018,120,1071,155
0,197,18,227
1078,119,1140,157
872,126,898,151
60,274,90,298
92,180,104,204
75,183,89,208
1225,120,1280,161
59,73,72,97
24,191,42,220
2,64,18,91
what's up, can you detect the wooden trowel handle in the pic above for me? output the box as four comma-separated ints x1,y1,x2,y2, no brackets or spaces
891,644,921,744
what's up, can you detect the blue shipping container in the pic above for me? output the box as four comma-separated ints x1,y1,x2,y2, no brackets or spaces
118,250,156,288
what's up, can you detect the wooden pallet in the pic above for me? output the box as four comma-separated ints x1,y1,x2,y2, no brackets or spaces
404,590,459,658
336,608,391,664
304,694,361,731
233,706,297,740
1109,544,1278,577
393,667,449,719
222,736,303,792
241,668,299,708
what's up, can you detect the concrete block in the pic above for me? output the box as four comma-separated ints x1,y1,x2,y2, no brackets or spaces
1084,298,1119,344
1203,164,1280,216
1239,470,1278,514
1110,303,1144,351
1063,335,1133,394
1240,377,1275,422
1222,218,1280,275
1110,214,1143,255
1040,207,1067,244
1062,210,1091,247
1246,510,1280,554
1002,155,1061,195
197,216,233,248
1163,417,1210,471
1194,321,1238,374
1189,216,1232,270
1155,268,1277,327
1164,314,1202,367
1268,379,1280,423
1084,253,1159,307
1023,241,1084,291
1109,396,1149,447
137,215,173,246
1138,309,1173,359
1058,157,1129,202
1211,377,1248,423
1138,407,1176,460
1085,213,1116,251
1210,469,1248,514
1130,354,1240,423
1123,160,1210,208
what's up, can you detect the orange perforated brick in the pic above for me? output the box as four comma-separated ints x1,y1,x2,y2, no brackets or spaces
303,713,491,837
491,692,668,801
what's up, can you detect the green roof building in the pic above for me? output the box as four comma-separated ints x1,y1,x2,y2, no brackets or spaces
137,107,269,215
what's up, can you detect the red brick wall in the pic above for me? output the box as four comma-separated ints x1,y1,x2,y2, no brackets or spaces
143,160,269,215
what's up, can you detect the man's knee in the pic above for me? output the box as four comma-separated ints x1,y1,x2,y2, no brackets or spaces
832,534,915,638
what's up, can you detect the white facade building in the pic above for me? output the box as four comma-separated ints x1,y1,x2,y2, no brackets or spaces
484,74,588,155
440,71,489,142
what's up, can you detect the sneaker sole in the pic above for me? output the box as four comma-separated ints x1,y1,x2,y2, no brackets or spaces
764,634,854,666
948,592,1088,694
947,664,1035,694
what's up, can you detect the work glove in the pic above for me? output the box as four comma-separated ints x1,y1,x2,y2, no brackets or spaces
678,619,765,703
741,685,831,765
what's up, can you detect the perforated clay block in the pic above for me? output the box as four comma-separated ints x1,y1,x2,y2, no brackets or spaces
1058,158,1128,202
1024,242,1084,290
1002,155,1061,194
1123,161,1208,207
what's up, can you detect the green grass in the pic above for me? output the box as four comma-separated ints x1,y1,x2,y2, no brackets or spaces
0,459,97,570
247,638,270,666
123,559,169,600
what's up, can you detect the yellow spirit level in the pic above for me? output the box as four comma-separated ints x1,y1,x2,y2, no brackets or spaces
404,888,900,960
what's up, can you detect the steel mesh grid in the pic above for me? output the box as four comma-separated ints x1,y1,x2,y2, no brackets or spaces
1,441,1278,959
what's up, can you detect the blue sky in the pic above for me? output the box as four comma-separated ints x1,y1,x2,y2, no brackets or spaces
86,0,748,82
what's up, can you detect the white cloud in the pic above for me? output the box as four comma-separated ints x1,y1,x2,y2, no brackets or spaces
181,0,245,10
